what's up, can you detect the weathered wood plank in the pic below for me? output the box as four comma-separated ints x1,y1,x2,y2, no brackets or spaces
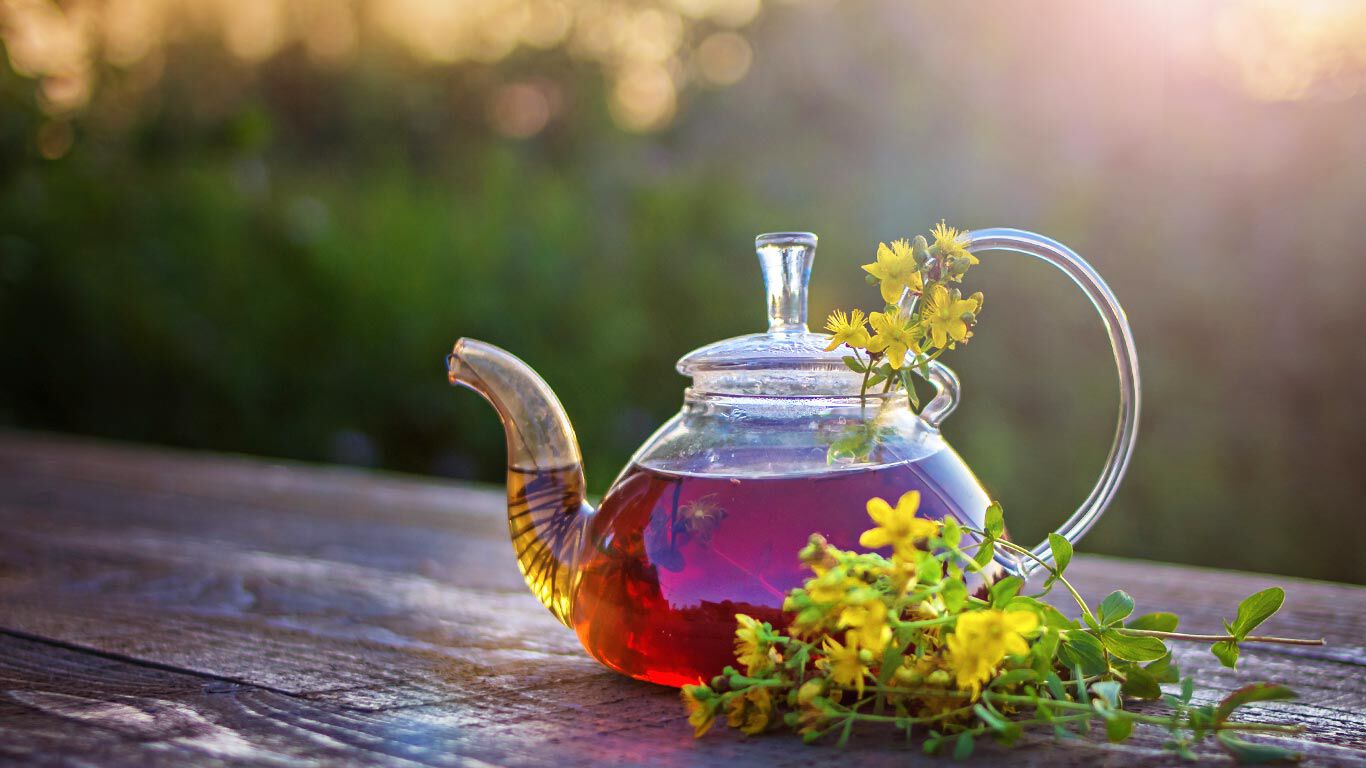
0,431,1362,766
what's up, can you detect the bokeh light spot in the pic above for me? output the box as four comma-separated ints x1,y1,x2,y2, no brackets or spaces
35,120,73,159
697,31,752,86
610,65,676,132
490,81,555,138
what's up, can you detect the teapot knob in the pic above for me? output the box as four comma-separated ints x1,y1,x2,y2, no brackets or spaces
755,231,817,333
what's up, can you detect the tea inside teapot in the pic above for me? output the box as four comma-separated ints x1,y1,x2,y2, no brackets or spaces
570,447,997,687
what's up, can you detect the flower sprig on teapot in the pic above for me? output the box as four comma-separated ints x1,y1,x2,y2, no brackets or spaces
826,221,983,405
824,221,983,462
680,496,1325,762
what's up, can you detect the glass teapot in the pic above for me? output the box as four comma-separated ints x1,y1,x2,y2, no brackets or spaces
446,229,1139,687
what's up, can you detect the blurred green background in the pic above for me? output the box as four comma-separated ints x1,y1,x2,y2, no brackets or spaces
2,0,1363,582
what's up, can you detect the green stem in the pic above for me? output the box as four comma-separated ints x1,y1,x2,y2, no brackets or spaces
962,526,1098,625
863,683,972,696
900,580,949,604
1115,628,1325,646
858,351,873,413
895,614,959,631
848,704,976,725
983,693,1303,733
726,675,788,688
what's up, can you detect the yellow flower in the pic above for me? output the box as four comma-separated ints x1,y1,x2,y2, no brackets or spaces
862,238,925,304
805,566,858,604
725,686,774,735
820,634,871,696
866,310,920,369
931,221,979,282
837,589,891,655
922,284,982,349
945,608,1040,696
734,614,771,675
823,308,871,351
858,491,939,562
681,685,718,738
931,220,974,259
797,678,825,706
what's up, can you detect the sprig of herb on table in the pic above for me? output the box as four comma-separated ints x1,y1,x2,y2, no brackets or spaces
681,494,1324,763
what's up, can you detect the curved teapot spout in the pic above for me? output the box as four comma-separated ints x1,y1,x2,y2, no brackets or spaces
446,338,593,627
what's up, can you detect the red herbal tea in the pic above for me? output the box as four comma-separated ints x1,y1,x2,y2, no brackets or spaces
560,452,999,687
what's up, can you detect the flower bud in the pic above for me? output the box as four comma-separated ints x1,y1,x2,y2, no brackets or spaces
797,679,825,705
912,235,931,265
893,665,922,685
688,684,716,701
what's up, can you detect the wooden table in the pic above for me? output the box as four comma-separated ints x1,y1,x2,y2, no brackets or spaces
0,432,1361,766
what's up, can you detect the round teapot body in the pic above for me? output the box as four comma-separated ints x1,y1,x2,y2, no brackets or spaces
568,393,997,687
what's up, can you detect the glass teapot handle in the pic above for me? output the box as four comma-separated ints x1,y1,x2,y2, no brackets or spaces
952,228,1141,577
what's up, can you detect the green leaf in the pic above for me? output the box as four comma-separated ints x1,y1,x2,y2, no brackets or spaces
1047,533,1072,574
941,516,962,548
866,370,888,387
1100,630,1168,662
953,732,974,760
978,699,1010,727
1120,666,1163,700
973,539,996,570
1181,677,1195,704
1190,705,1215,739
916,552,942,584
1126,612,1180,633
973,703,1021,743
990,668,1038,689
1105,715,1134,743
989,576,1023,608
984,501,1005,538
1216,732,1302,764
922,731,943,755
942,577,967,612
1215,683,1297,724
1231,587,1285,640
1044,672,1068,701
842,355,866,373
876,642,903,687
902,370,920,409
1091,680,1122,709
1031,628,1060,674
1212,639,1241,669
1144,652,1180,683
1058,631,1108,676
1009,596,1075,630
1098,590,1136,626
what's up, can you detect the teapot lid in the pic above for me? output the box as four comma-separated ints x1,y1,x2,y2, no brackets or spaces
677,232,867,397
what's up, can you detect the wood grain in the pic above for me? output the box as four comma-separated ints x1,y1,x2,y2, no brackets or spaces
0,431,1362,766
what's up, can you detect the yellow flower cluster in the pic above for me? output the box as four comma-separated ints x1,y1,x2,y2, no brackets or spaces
683,491,1047,743
681,488,1310,758
823,220,985,386
947,608,1040,696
